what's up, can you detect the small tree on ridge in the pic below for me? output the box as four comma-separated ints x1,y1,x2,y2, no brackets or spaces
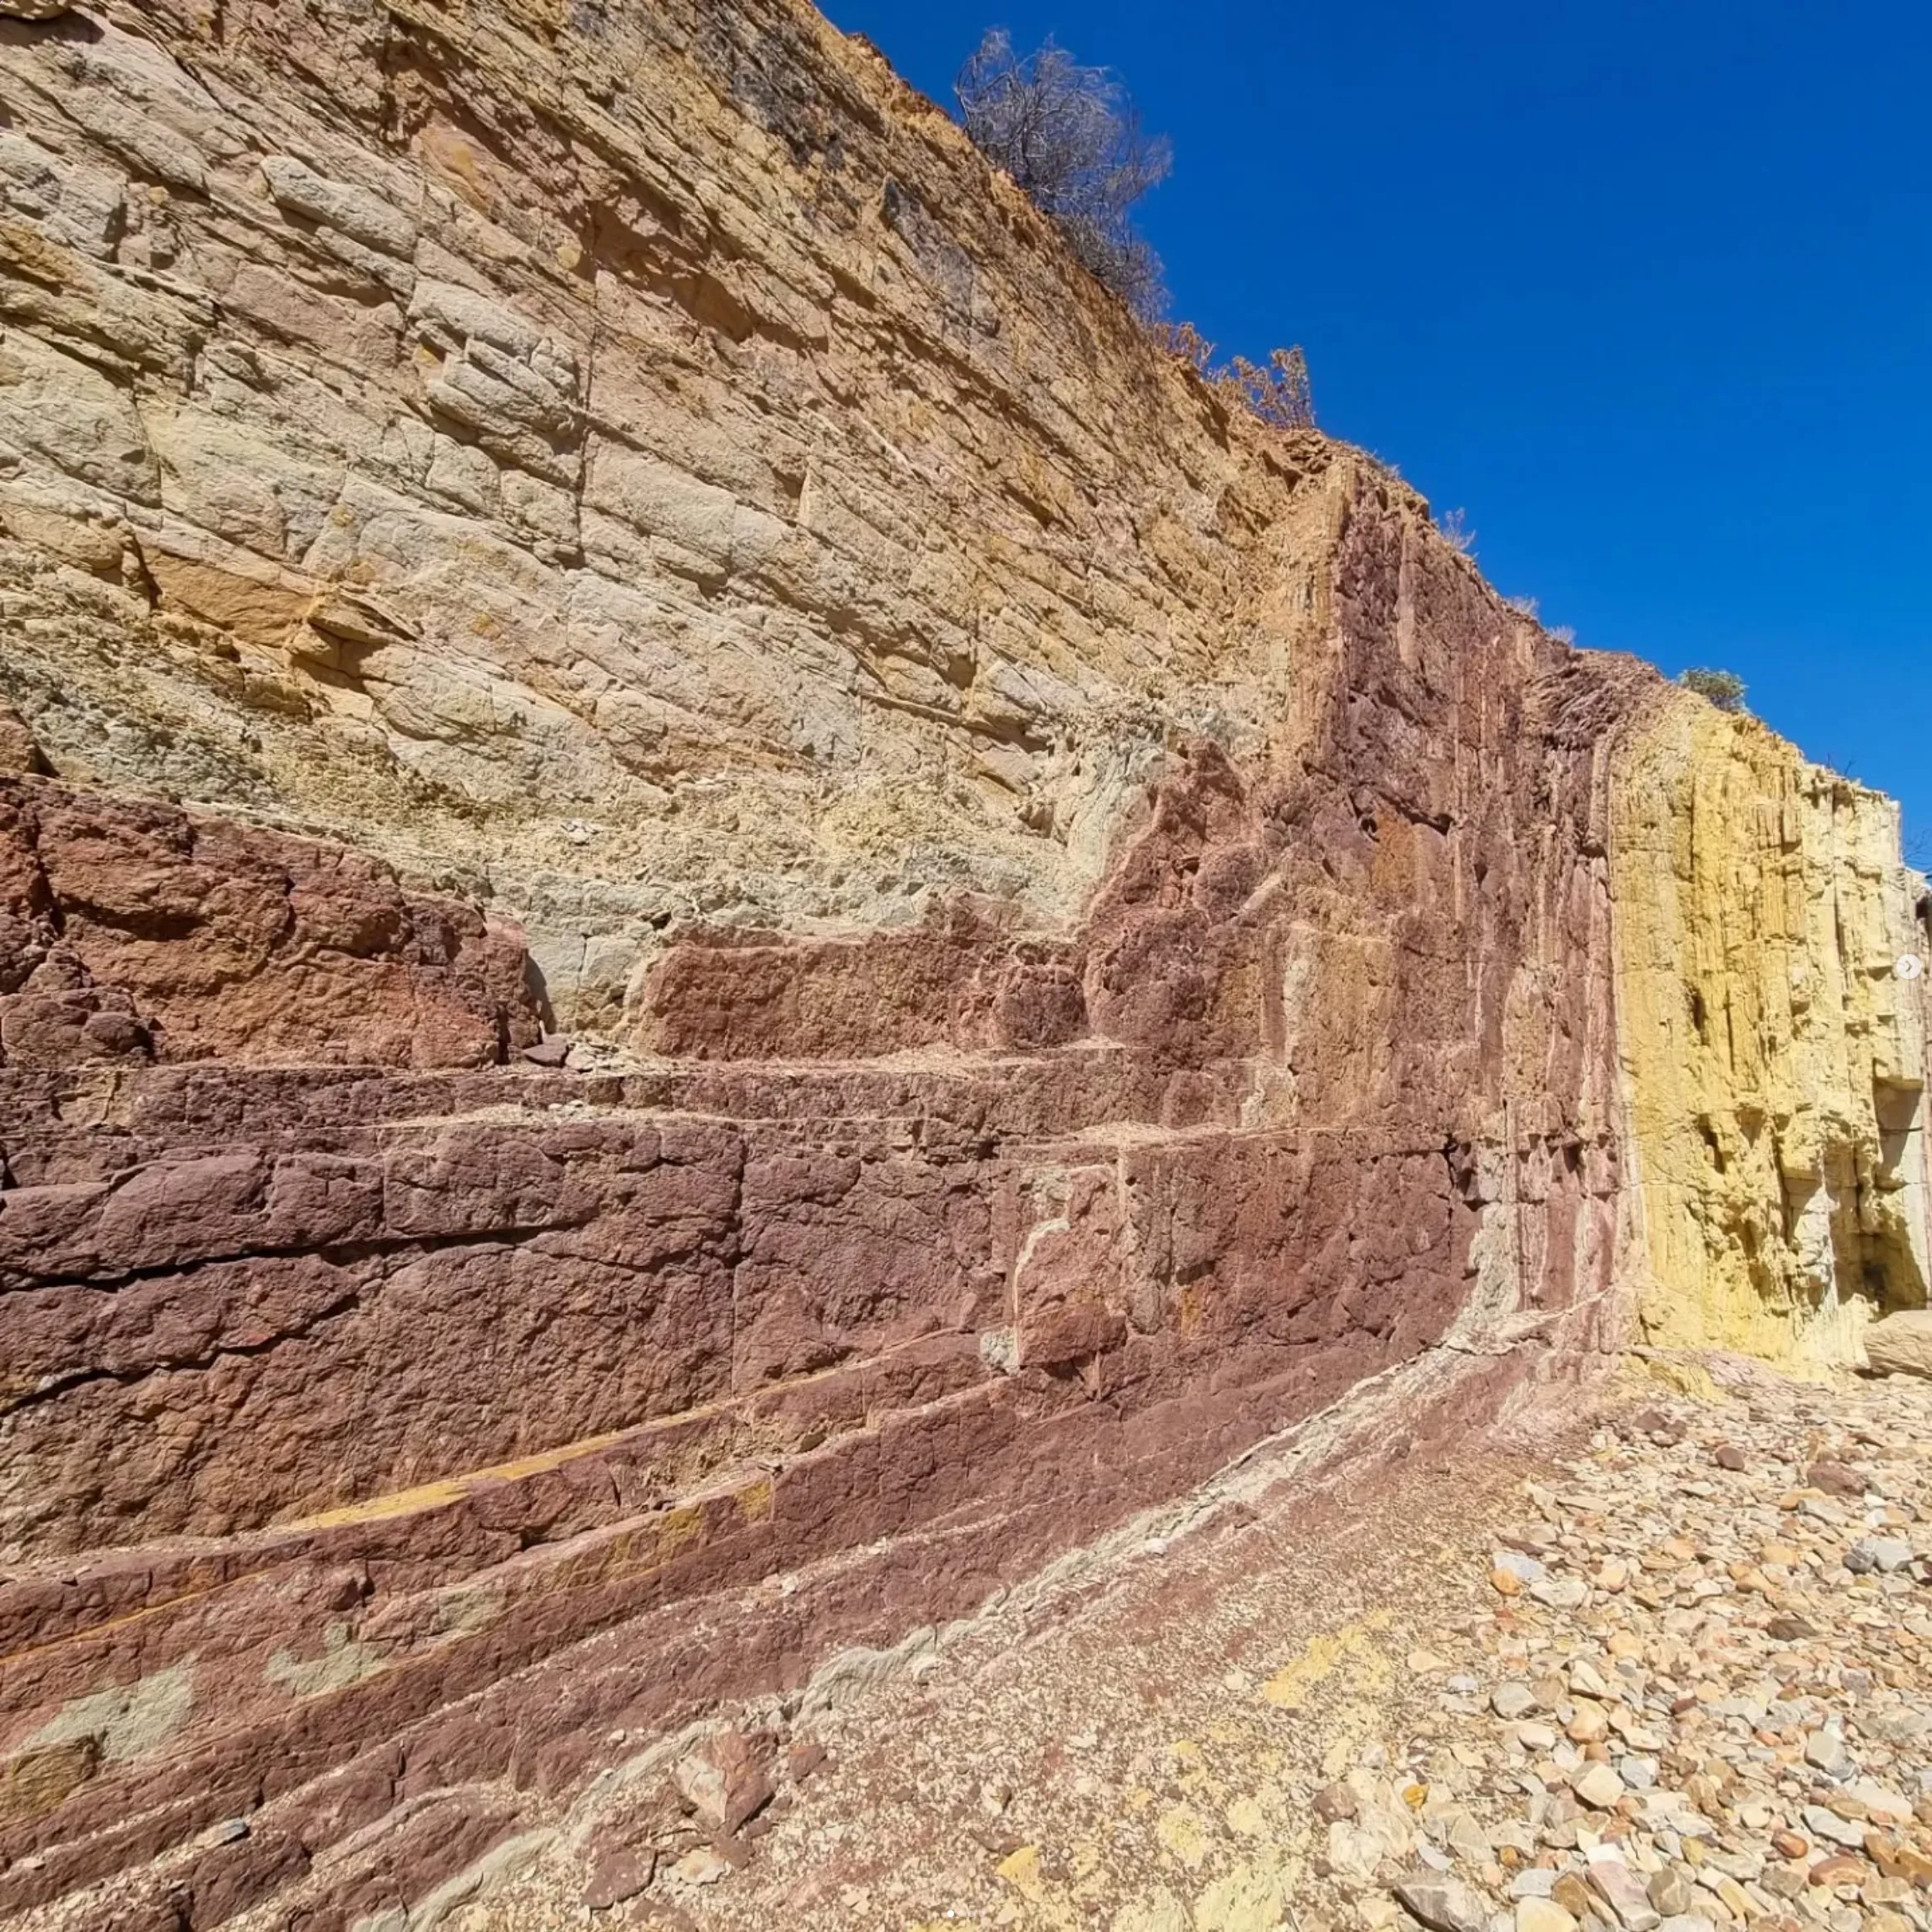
956,29,1171,319
1679,668,1747,713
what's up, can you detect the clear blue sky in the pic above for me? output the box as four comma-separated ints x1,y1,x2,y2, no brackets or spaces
822,0,1932,857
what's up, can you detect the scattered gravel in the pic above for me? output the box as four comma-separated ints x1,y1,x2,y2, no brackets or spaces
465,1358,1932,1932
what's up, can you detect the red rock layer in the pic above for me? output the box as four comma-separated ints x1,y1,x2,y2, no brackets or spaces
0,480,1651,1925
0,777,537,1071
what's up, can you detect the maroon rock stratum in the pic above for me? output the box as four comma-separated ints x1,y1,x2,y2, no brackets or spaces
0,0,1925,1926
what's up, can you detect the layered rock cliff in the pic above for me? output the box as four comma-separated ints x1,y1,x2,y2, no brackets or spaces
0,0,1924,1925
0,0,1348,1032
1612,698,1930,1363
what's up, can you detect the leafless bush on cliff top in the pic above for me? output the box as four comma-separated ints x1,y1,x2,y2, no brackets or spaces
1160,318,1217,374
956,28,1170,319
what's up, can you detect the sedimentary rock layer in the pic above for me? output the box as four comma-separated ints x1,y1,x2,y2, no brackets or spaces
0,0,1346,1030
0,511,1646,1925
1611,697,1931,1362
0,0,1924,1925
0,576,1634,1916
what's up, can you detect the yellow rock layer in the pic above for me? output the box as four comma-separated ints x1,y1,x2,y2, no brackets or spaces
1612,692,1931,1364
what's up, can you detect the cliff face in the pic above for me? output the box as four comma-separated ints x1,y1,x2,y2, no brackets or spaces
0,0,1924,1925
1612,697,1930,1363
0,0,1347,1033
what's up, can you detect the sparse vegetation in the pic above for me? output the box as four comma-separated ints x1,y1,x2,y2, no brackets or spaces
1502,595,1577,645
1439,508,1476,555
1221,346,1315,431
956,30,1170,319
957,37,1317,427
1679,667,1747,713
1157,323,1317,431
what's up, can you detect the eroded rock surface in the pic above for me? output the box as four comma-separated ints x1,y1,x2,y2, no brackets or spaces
1612,703,1932,1365
0,0,1925,1925
0,0,1349,1030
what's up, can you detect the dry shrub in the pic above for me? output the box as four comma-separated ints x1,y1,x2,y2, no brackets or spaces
956,30,1170,319
1219,346,1314,430
1157,325,1317,432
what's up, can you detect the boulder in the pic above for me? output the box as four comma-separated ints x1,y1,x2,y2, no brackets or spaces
1865,1309,1932,1380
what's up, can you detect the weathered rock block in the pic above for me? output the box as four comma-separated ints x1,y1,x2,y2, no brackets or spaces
0,777,538,1070
1865,1309,1932,1379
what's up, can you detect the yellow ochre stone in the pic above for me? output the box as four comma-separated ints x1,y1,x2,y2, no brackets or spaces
1611,691,1931,1363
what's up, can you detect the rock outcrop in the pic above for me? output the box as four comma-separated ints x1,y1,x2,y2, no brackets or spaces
1612,699,1931,1363
0,0,1923,1925
0,0,1347,1033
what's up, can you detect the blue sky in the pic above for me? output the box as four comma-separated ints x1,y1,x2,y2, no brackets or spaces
822,0,1932,857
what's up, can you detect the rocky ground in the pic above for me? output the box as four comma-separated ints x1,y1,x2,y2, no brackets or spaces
460,1351,1932,1932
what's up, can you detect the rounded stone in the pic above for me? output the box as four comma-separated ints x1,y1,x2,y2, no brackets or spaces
1515,1900,1578,1932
